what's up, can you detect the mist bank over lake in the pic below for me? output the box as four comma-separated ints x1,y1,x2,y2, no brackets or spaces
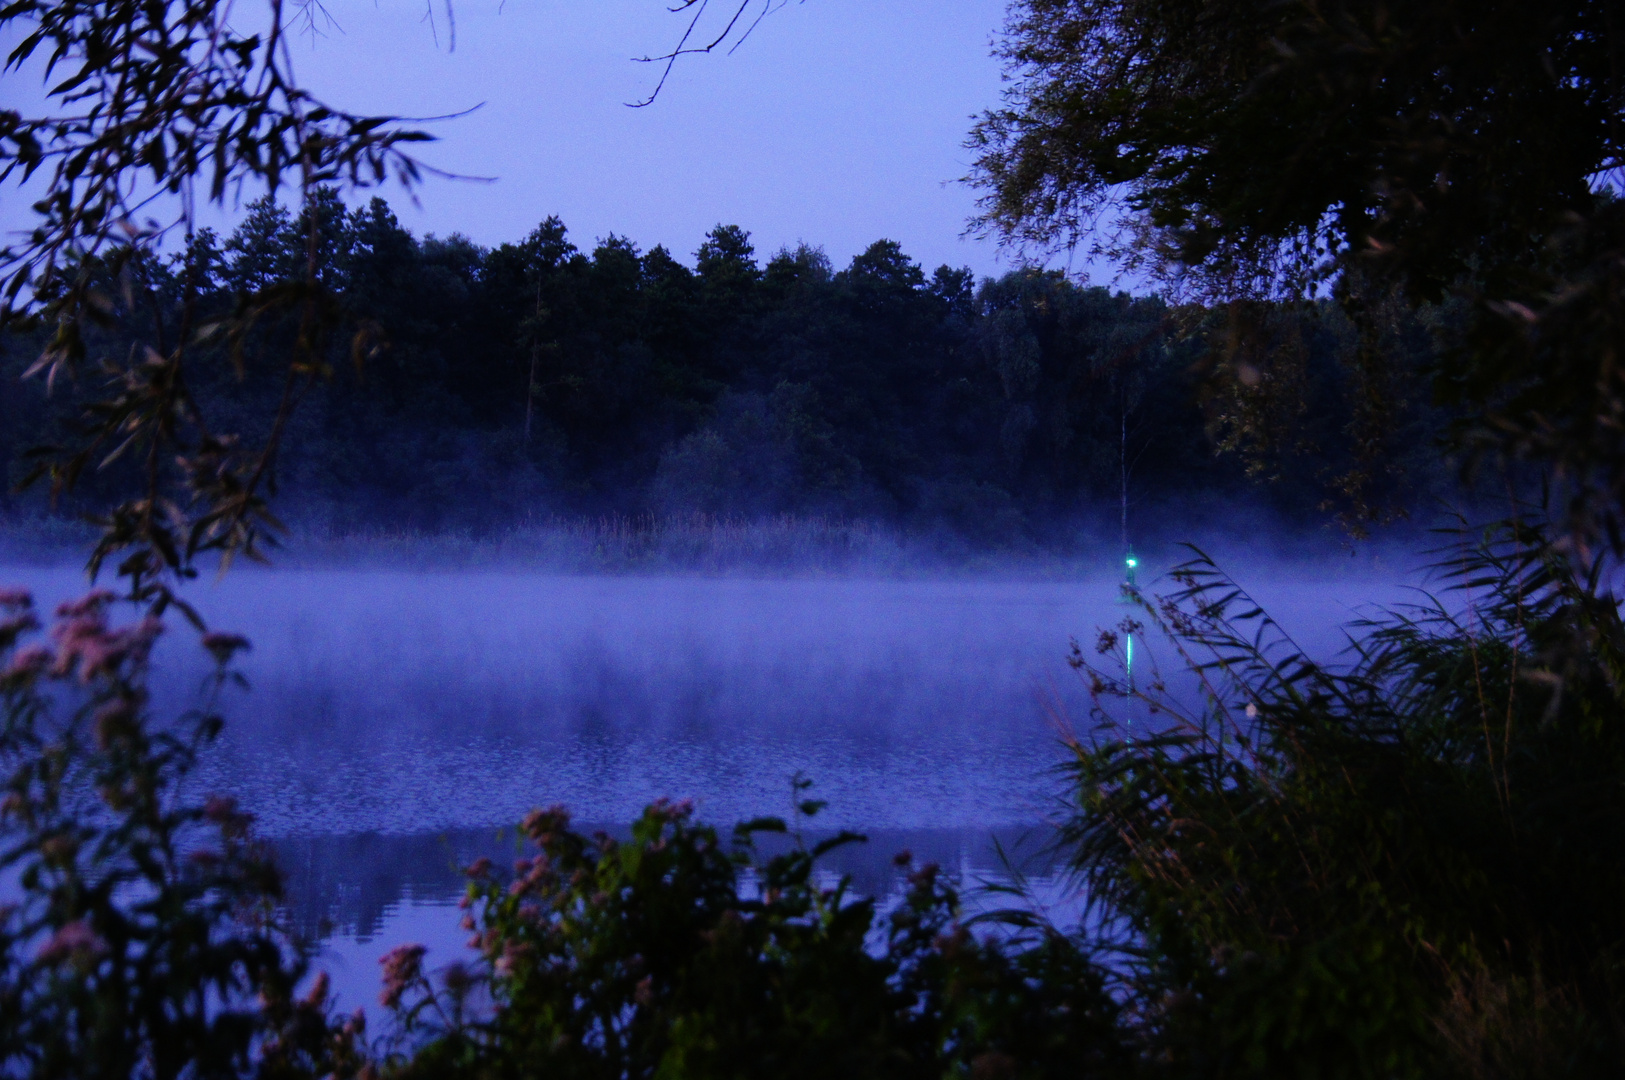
0,506,1427,581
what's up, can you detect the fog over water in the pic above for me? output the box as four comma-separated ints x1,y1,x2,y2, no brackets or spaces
0,551,1413,1008
1,557,1413,834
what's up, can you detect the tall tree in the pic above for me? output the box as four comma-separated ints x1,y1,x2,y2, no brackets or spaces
0,1,434,613
969,0,1625,542
969,1,1618,300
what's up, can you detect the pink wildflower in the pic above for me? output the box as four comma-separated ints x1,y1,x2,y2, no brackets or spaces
203,794,240,822
494,941,532,978
54,591,115,619
378,943,426,1008
203,794,253,839
521,805,570,842
3,645,51,679
648,796,695,822
45,594,160,678
49,607,160,682
37,919,107,966
301,971,331,1009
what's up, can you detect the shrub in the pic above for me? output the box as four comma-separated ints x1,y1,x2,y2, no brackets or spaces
379,790,1128,1079
0,589,363,1079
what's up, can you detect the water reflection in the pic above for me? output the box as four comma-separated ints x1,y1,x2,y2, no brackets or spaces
274,824,1074,1017
274,824,1066,943
169,572,1122,835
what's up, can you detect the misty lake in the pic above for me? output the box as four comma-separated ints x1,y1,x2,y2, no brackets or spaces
0,556,1410,1011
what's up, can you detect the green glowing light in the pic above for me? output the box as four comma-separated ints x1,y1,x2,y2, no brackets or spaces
1126,631,1134,692
1125,557,1138,568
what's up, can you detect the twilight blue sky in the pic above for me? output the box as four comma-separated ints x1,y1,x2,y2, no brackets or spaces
276,0,1052,277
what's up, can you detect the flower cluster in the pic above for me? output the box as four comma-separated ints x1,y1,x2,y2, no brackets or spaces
35,919,107,968
0,584,364,1078
379,944,427,1010
45,591,162,682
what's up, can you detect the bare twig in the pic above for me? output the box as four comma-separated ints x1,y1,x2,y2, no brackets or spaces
629,0,789,107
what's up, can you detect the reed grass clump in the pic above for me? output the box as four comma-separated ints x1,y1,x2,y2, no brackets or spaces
1064,519,1625,1075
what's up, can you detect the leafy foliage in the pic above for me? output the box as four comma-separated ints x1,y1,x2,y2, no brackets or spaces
0,588,364,1078
969,0,1625,545
1064,524,1625,1074
969,0,1617,301
0,1,436,619
0,1,431,323
376,793,1128,1079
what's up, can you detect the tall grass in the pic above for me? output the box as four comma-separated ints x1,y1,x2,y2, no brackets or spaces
1059,518,1625,1075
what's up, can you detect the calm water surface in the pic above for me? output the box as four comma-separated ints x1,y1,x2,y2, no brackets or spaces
0,560,1409,1011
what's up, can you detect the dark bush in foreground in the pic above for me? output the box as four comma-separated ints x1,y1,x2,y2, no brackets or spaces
0,589,364,1078
380,798,1124,1079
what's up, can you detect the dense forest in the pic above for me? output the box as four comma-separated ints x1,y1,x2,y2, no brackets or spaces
1,193,1452,545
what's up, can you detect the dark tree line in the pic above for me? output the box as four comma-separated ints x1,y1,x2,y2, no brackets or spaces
1,194,1451,543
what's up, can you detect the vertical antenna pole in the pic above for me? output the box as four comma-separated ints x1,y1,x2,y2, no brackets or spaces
1121,382,1136,694
1121,384,1128,552
524,279,541,445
